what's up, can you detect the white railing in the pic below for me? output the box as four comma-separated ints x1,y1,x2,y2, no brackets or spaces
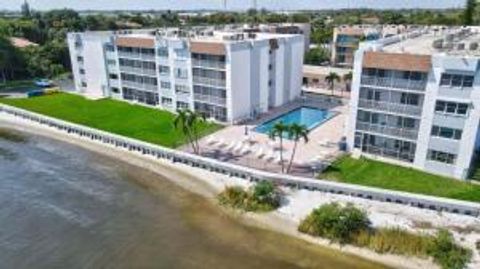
193,94,226,106
118,51,155,61
358,99,423,116
360,145,415,163
361,76,427,91
193,76,226,88
356,122,418,140
1,104,480,217
119,66,157,76
192,59,226,69
121,81,158,92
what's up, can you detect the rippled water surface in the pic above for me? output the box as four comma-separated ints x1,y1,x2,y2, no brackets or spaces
0,128,388,269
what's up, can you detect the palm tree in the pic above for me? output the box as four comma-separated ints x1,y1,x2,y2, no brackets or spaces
342,71,353,97
187,110,206,154
174,109,197,153
269,121,289,173
286,123,309,174
325,72,340,96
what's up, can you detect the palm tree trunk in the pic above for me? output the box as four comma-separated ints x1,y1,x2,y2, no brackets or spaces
280,136,284,173
287,140,298,174
192,126,201,154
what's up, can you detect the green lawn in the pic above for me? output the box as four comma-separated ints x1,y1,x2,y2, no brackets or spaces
321,156,480,203
0,93,222,148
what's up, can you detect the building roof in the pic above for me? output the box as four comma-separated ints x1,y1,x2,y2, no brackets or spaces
9,37,38,48
379,26,480,56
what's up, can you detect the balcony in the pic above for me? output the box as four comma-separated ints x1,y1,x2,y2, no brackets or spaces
193,76,226,88
356,122,418,140
358,99,423,117
121,80,158,92
193,94,226,106
361,75,427,91
119,66,156,77
118,51,155,61
360,145,415,163
192,59,226,70
438,86,472,100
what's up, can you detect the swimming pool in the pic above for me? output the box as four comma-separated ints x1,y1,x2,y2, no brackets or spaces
254,107,336,134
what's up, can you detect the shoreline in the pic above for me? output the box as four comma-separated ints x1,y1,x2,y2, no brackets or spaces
1,113,470,269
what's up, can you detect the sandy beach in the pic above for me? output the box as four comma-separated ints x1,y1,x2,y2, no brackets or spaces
2,112,480,269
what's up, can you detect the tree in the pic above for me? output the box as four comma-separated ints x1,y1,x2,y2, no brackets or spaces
268,121,289,173
463,0,477,25
173,109,205,154
286,123,309,173
325,72,340,96
304,47,330,65
342,71,353,96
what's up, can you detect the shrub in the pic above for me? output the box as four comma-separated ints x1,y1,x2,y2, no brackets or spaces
251,181,281,209
217,182,281,212
428,230,472,269
354,228,431,257
217,186,248,209
476,240,480,251
298,202,370,244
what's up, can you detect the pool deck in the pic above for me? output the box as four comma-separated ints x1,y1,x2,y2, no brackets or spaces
184,94,347,177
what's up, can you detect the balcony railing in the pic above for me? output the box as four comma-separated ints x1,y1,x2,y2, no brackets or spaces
121,80,158,92
361,76,427,91
118,51,155,61
193,94,227,106
358,99,423,117
356,122,418,140
360,145,415,163
193,76,226,88
119,66,157,76
192,59,226,69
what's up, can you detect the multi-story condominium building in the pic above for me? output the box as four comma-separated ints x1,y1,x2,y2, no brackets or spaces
347,26,480,179
331,25,408,68
67,27,304,123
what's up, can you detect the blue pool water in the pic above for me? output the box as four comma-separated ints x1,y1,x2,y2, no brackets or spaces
254,107,336,134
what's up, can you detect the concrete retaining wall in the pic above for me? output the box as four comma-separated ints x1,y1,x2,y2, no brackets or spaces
1,103,480,217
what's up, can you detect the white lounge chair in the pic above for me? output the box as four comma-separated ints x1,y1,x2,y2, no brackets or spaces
241,144,252,155
206,136,217,145
256,148,265,159
216,139,226,148
233,142,243,153
225,141,236,151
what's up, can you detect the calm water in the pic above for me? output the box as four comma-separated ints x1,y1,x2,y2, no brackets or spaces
0,128,388,269
254,107,336,135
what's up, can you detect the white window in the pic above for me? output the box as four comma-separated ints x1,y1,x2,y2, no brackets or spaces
427,150,456,164
175,68,188,79
160,81,171,89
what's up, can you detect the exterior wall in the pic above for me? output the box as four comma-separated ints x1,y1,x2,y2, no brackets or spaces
67,33,111,99
228,45,252,123
287,37,305,101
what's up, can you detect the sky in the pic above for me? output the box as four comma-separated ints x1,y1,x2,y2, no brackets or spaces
4,0,466,11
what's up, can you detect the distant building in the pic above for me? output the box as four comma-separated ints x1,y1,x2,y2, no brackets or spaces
302,65,351,94
67,26,304,124
347,26,480,179
331,25,409,68
9,37,38,48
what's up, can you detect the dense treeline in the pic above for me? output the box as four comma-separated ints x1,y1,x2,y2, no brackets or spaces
0,3,478,81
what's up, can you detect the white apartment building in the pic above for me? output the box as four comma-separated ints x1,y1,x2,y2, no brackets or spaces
347,26,480,179
331,24,409,67
67,27,304,123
